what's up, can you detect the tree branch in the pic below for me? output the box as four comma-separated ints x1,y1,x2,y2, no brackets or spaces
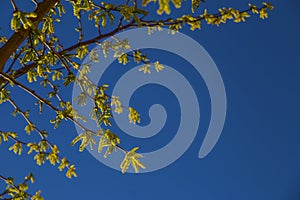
0,0,60,72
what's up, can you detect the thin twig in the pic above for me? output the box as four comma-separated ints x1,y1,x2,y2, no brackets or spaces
10,0,18,11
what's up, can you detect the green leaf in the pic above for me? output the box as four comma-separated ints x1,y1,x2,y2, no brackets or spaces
120,147,146,173
71,132,96,152
11,11,22,31
24,123,35,134
66,165,77,178
31,190,44,200
24,12,37,18
56,3,66,17
171,0,182,8
47,152,59,165
0,88,10,104
25,173,35,183
138,64,151,74
58,157,70,171
154,61,164,72
111,96,123,114
9,142,23,155
27,69,37,83
157,0,171,15
39,140,48,152
128,107,141,124
76,45,89,60
18,183,28,192
74,93,87,106
63,73,76,86
34,153,46,166
89,50,99,62
191,0,205,13
98,129,120,158
118,53,129,65
27,143,40,154
52,70,63,81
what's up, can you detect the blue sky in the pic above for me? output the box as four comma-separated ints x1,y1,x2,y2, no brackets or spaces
1,1,300,200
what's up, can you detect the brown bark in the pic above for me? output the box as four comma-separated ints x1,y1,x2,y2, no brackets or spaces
0,0,60,72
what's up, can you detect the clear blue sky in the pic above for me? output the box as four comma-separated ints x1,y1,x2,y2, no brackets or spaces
1,1,300,199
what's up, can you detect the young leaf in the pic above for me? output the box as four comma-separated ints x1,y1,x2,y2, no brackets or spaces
128,107,141,124
120,147,145,173
24,123,35,134
66,165,77,178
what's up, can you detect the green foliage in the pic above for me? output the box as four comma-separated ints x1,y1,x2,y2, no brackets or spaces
50,101,85,128
25,173,35,184
58,158,70,172
138,61,164,74
63,73,76,86
47,145,60,165
74,92,87,106
0,0,273,196
0,174,43,200
0,88,10,104
71,131,96,152
128,107,141,124
76,45,89,60
111,96,123,114
118,53,129,65
9,142,23,155
33,153,46,166
27,143,40,155
11,11,37,31
98,129,120,158
66,165,77,179
52,70,63,81
92,84,113,126
157,0,172,15
120,147,146,173
192,0,204,13
139,64,151,74
0,131,17,144
31,191,44,200
27,69,38,83
24,123,35,135
100,38,131,58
